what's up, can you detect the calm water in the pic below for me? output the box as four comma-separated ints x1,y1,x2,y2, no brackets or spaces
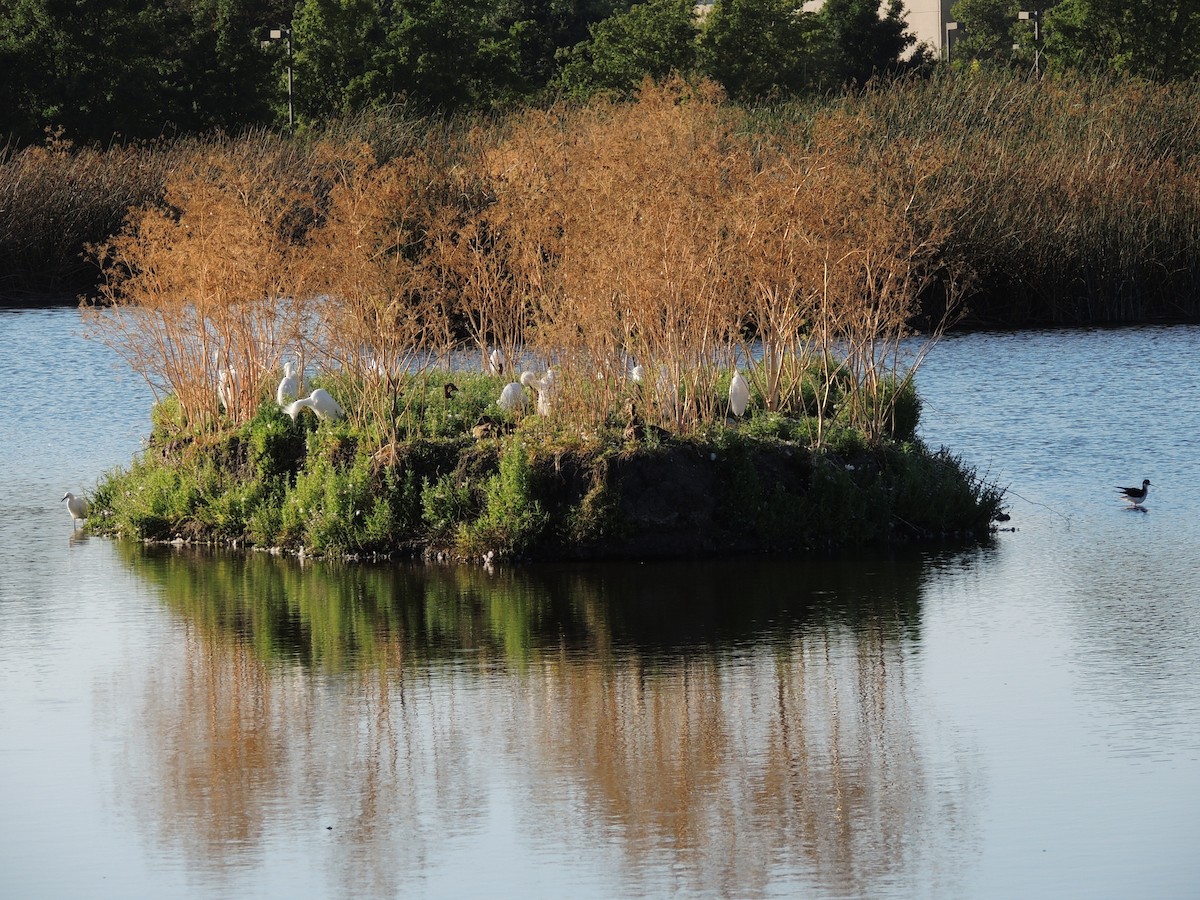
2,308,1199,899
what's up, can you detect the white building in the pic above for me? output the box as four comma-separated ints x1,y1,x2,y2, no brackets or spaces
696,0,957,58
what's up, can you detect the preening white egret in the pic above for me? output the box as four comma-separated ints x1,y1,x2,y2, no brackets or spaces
520,370,555,416
276,361,301,405
61,492,88,530
497,381,527,412
285,388,344,422
729,369,749,417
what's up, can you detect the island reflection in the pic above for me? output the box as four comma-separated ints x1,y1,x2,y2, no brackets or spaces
112,543,979,897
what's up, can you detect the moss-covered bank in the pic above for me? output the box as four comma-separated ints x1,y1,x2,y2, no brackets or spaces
87,378,1004,562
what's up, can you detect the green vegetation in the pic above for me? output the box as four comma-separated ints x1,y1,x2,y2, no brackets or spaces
1,0,931,146
7,0,1198,149
88,371,1004,560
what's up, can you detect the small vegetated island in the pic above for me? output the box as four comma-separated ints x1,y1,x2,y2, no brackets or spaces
85,81,1004,561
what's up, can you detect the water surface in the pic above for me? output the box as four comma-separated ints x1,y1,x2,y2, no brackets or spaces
2,310,1198,898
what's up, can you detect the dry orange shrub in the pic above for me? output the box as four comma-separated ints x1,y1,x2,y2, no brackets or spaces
87,79,971,443
485,78,748,431
86,137,317,426
298,141,458,430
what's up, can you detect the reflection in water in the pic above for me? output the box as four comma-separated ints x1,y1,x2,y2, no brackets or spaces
108,545,976,897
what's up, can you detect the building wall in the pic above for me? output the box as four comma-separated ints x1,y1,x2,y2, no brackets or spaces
696,0,955,55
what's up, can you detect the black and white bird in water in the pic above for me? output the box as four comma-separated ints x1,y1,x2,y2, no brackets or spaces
1116,478,1151,507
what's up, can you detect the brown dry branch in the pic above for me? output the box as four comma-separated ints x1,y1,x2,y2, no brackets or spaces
299,141,458,436
85,137,316,428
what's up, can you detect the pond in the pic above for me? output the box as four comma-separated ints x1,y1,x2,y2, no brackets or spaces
2,308,1198,898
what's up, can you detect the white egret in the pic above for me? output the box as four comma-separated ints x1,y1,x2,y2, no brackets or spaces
214,350,237,412
497,381,527,412
1116,478,1151,506
487,348,506,375
729,369,749,417
521,370,554,416
61,492,88,530
276,361,301,405
285,388,344,422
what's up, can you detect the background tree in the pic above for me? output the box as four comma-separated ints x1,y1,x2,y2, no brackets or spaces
1045,0,1200,81
491,0,630,98
697,0,821,101
291,0,386,119
0,0,182,142
556,0,698,98
947,0,1021,70
814,0,926,87
374,0,521,110
177,0,285,131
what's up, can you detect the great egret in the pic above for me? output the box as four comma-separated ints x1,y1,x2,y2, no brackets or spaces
61,492,88,530
487,348,506,375
729,369,749,417
497,381,527,412
1117,478,1151,506
276,361,301,405
214,351,237,412
284,388,344,422
520,370,554,416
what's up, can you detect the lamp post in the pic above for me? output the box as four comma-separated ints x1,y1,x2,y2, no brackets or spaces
945,21,959,65
1018,9,1042,77
265,27,293,129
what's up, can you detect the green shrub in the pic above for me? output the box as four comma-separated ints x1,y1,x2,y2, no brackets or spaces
462,442,548,557
421,473,478,543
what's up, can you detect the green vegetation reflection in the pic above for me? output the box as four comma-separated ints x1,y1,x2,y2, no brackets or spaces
117,541,961,672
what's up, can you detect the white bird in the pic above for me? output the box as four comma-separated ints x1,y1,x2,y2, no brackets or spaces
61,492,88,530
285,388,344,422
214,351,237,412
276,361,301,405
1116,478,1151,506
521,370,554,416
729,369,749,417
487,348,506,375
497,381,527,412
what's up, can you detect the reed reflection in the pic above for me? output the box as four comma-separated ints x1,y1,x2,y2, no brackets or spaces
112,544,974,897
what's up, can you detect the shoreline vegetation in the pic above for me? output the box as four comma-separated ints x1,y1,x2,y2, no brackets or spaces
88,369,1005,561
72,74,1011,561
2,70,1198,326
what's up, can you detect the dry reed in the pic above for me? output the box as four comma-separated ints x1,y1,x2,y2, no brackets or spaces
81,71,1199,447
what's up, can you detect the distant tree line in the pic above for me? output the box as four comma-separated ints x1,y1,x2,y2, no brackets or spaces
1,0,919,144
2,0,1198,145
949,0,1200,80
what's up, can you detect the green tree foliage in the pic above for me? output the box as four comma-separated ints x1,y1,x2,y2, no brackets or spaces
293,0,524,116
0,0,180,141
556,0,698,98
292,0,389,119
948,0,1021,69
697,0,821,101
1045,0,1200,81
815,0,925,87
0,0,288,143
492,0,630,96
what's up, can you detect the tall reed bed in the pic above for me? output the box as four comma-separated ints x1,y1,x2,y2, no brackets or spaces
88,78,957,445
82,72,1200,451
0,132,189,298
824,70,1200,323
